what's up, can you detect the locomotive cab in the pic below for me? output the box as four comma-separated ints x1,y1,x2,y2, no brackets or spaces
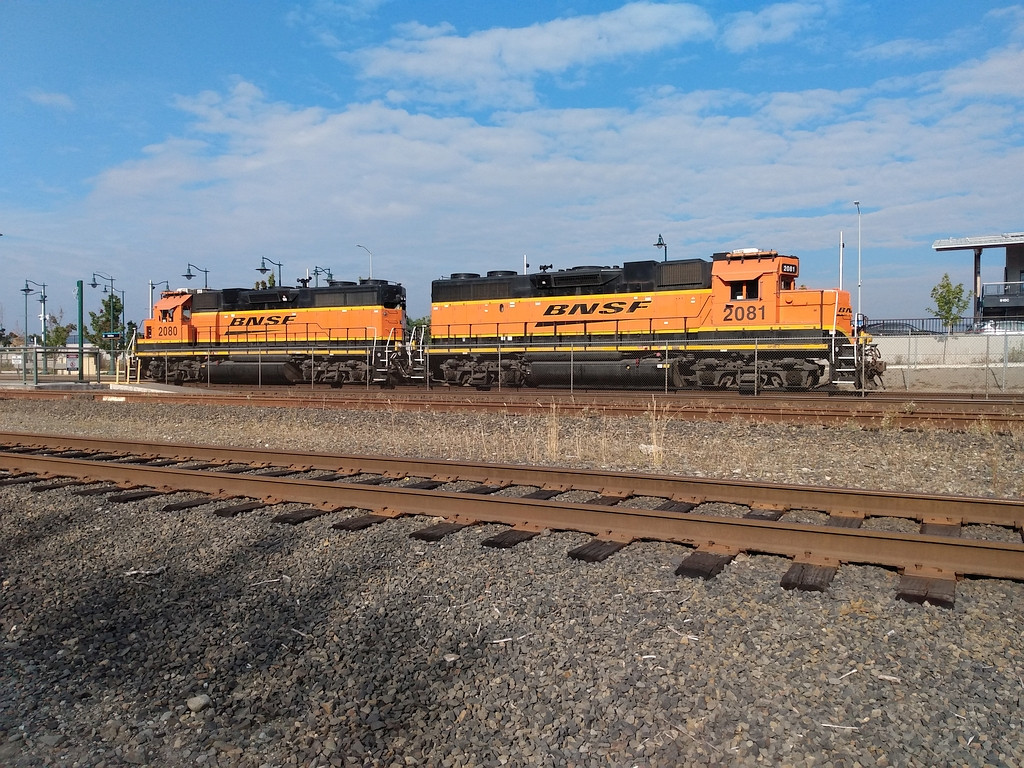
711,249,854,338
141,291,196,345
711,249,786,328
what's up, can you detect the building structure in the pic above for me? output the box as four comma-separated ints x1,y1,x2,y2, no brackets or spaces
932,232,1024,319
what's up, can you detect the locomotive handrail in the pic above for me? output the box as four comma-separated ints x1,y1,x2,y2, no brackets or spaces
185,321,395,347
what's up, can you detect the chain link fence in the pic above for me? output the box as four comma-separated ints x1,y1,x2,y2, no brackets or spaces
871,333,1024,394
6,332,1024,395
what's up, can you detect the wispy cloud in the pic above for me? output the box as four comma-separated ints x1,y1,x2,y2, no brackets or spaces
26,89,75,111
720,2,826,53
6,3,1024,325
286,0,391,48
855,38,949,61
942,46,1024,97
350,2,715,107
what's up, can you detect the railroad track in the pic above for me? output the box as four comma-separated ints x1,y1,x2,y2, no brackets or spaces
2,431,1022,609
3,385,1024,431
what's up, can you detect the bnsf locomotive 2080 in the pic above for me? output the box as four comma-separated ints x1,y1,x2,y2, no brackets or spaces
136,248,885,391
138,278,415,386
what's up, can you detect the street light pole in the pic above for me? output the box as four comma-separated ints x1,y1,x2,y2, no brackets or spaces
23,279,48,375
653,234,667,262
182,263,209,288
37,283,47,374
90,272,117,375
356,245,373,279
149,280,169,318
256,257,283,286
312,265,333,287
76,280,84,382
854,201,862,327
114,288,127,348
21,282,34,384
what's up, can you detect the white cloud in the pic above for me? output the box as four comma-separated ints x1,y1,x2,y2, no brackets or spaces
26,89,75,111
720,2,825,53
56,55,1018,321
855,38,948,61
351,2,715,107
942,46,1024,97
7,9,1024,323
984,5,1024,39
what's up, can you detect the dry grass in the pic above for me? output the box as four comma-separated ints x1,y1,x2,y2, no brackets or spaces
3,398,1024,498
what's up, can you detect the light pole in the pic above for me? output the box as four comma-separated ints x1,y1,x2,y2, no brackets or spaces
20,281,36,384
853,201,862,328
356,244,373,279
113,288,127,349
22,280,48,375
256,256,283,286
312,265,333,287
36,282,48,374
182,262,209,288
653,234,667,262
76,280,84,383
148,280,169,317
90,272,117,375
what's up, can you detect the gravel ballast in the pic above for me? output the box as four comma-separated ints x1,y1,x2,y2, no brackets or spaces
1,398,1022,767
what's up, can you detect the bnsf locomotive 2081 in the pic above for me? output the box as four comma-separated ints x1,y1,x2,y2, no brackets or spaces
136,248,885,391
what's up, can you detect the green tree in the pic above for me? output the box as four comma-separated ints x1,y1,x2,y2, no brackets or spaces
0,325,14,346
44,310,76,349
927,273,971,332
86,293,125,346
407,315,430,341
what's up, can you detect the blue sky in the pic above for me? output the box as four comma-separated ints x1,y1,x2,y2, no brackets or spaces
2,1,1022,331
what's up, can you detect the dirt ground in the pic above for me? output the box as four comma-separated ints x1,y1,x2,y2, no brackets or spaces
885,364,1024,394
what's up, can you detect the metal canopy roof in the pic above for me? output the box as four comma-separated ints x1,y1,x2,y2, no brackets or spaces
932,233,1024,251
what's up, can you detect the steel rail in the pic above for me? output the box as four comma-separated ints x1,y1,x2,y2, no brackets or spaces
1,451,1022,582
2,432,1023,527
3,432,1024,530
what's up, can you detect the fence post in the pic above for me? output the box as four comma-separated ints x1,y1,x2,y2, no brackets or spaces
753,339,758,396
1002,334,1009,392
664,342,669,393
985,336,990,398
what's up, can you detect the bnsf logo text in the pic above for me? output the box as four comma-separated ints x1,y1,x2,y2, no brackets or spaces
228,315,297,327
543,300,652,316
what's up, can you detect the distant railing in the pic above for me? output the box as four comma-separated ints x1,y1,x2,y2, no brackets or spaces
982,281,1024,297
860,316,983,334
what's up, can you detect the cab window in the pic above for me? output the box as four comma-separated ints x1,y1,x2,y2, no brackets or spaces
730,279,759,300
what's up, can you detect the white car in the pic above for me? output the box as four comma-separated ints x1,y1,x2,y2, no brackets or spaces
970,320,1024,334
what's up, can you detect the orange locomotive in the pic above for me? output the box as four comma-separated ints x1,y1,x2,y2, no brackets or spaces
137,278,414,385
429,249,885,390
135,248,885,391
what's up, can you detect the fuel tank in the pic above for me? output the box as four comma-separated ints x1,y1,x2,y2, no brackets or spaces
526,358,682,389
201,359,304,385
